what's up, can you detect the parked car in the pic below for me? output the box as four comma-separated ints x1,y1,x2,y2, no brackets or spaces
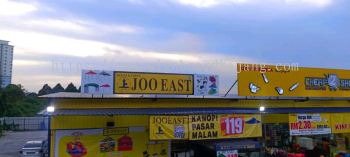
20,140,48,157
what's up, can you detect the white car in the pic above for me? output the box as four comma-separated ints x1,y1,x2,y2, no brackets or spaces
20,140,48,157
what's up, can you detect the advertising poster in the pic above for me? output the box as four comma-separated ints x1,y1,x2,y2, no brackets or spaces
114,72,194,95
194,74,219,96
331,113,350,133
149,116,189,140
217,150,238,157
289,113,331,136
189,114,262,140
81,70,114,94
237,63,350,97
55,128,169,157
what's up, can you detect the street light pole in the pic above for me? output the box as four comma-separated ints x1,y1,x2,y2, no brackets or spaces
46,105,55,157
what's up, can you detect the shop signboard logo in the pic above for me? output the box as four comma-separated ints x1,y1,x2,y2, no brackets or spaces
114,72,194,95
149,116,188,140
305,74,350,91
174,125,185,138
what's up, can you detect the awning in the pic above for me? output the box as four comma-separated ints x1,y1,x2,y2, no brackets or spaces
49,107,350,116
40,92,350,100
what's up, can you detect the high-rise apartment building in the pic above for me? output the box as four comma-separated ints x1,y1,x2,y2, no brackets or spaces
0,40,14,88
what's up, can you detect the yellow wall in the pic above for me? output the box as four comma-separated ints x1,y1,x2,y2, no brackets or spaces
51,114,290,130
262,114,289,123
51,99,350,109
51,115,149,129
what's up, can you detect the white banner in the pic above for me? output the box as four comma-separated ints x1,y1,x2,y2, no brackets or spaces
289,113,331,136
81,70,113,94
194,74,219,96
217,150,238,157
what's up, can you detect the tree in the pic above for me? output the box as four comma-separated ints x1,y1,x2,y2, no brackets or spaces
26,92,38,98
0,84,26,117
65,83,78,92
38,84,52,96
52,83,65,93
2,84,25,103
0,84,47,117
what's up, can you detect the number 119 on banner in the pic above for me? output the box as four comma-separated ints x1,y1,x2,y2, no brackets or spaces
220,117,244,136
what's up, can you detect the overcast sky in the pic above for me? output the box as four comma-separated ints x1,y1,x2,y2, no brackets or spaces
1,0,350,93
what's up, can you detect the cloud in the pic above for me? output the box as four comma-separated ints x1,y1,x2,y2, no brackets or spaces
177,0,248,8
2,28,204,63
5,17,142,36
13,59,50,66
175,0,332,8
285,0,332,7
0,0,37,16
13,50,256,93
24,19,88,32
1,29,114,57
3,26,257,92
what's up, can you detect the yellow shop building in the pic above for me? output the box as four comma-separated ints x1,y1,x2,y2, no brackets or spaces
42,64,350,157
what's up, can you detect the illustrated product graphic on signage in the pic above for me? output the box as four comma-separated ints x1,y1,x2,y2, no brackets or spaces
249,83,260,93
289,83,299,91
275,87,284,95
194,74,219,96
117,136,133,151
99,137,115,153
262,73,269,83
66,132,87,157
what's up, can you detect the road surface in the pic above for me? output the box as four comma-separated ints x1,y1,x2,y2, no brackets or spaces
0,131,47,157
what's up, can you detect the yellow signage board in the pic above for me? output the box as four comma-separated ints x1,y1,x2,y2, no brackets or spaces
114,72,194,94
289,113,331,136
103,127,129,136
237,63,350,97
331,113,350,133
189,114,262,140
56,129,169,157
149,116,189,140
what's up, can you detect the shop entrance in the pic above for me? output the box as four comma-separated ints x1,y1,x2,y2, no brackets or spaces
171,138,262,157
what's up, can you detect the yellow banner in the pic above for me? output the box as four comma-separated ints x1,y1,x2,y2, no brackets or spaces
289,113,331,136
189,114,262,140
149,116,189,140
114,72,193,94
237,63,350,97
56,129,169,157
331,113,350,133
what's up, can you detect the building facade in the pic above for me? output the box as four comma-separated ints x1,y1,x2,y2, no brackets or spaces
42,66,350,157
0,40,14,88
